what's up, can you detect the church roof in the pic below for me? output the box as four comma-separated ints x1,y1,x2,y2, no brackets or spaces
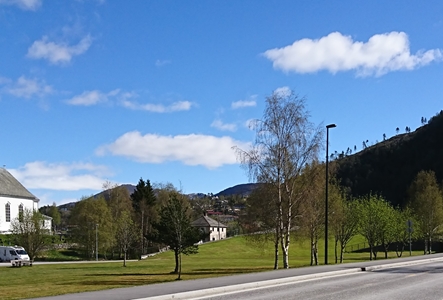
0,168,38,201
191,215,227,228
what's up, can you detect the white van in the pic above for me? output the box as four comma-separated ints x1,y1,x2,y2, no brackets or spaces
0,246,30,262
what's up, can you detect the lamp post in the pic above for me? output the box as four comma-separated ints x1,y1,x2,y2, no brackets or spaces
325,123,336,265
95,223,99,261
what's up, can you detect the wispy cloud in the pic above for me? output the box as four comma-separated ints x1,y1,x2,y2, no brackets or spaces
211,119,237,132
65,89,119,106
27,35,92,65
273,86,291,97
231,96,257,109
121,100,192,113
264,31,443,77
1,76,52,98
0,0,41,10
96,131,251,169
9,161,109,191
155,59,171,67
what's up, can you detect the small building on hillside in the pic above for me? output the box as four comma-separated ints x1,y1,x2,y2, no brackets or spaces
0,168,50,234
191,214,227,242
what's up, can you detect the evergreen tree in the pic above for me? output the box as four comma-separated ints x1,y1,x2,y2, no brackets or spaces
131,178,157,255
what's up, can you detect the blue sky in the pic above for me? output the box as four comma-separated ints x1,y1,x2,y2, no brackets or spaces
1,0,442,206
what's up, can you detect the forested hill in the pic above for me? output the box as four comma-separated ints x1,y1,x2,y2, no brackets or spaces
334,110,443,208
215,183,259,197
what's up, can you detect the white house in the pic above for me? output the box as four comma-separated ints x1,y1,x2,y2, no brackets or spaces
0,168,47,234
191,214,227,242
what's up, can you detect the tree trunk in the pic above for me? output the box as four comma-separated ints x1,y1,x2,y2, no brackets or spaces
273,232,279,270
428,236,432,254
340,244,345,264
334,238,338,264
281,225,290,269
310,234,314,266
313,238,318,266
174,249,179,273
123,251,127,267
177,252,182,280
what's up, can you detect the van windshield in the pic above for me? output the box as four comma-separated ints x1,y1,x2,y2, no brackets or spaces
16,249,28,255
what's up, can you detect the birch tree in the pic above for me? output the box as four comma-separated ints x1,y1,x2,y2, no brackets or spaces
115,210,137,267
11,208,48,260
235,89,322,269
329,182,359,264
407,170,443,254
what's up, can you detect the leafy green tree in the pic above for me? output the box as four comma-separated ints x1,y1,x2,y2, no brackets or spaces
407,170,443,254
378,201,397,259
69,196,114,259
149,192,202,280
49,203,61,232
115,210,137,267
299,162,324,266
103,183,134,258
239,183,280,268
356,194,393,260
11,208,48,260
329,185,359,263
392,207,418,257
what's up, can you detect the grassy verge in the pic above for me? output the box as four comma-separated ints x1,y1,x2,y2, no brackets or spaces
0,236,426,300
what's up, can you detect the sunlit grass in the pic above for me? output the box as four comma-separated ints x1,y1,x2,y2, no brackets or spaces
0,235,425,300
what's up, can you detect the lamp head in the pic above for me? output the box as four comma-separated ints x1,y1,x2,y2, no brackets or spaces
326,124,336,129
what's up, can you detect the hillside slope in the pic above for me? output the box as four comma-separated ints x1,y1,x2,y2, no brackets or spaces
334,110,443,207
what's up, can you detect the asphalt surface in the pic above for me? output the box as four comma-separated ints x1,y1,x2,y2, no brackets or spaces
28,253,443,300
198,259,443,300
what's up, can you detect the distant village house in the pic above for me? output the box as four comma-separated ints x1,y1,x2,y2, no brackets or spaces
191,214,227,242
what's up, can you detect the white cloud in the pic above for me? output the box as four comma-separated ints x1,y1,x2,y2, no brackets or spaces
0,0,41,10
211,119,237,132
155,59,171,67
96,131,251,169
231,96,257,109
27,35,92,65
245,119,256,130
273,86,291,97
263,31,443,76
8,161,109,191
2,76,52,98
65,89,118,106
121,100,192,113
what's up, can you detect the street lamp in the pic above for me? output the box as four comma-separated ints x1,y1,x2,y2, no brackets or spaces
325,123,336,265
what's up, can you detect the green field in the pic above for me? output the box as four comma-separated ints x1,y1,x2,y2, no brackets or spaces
0,236,424,300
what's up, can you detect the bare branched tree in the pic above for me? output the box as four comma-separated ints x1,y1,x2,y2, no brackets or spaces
234,89,322,269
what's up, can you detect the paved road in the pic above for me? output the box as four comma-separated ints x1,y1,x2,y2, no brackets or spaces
198,260,443,300
29,253,443,300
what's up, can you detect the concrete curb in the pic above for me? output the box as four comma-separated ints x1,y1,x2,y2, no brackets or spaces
134,268,363,300
361,256,443,272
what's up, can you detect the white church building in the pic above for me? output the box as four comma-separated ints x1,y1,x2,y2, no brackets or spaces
0,168,44,234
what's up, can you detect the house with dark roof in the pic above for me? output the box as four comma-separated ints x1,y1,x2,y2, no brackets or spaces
191,214,227,242
0,168,42,234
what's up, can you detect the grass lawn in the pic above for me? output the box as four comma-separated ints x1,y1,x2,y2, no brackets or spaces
0,236,425,300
